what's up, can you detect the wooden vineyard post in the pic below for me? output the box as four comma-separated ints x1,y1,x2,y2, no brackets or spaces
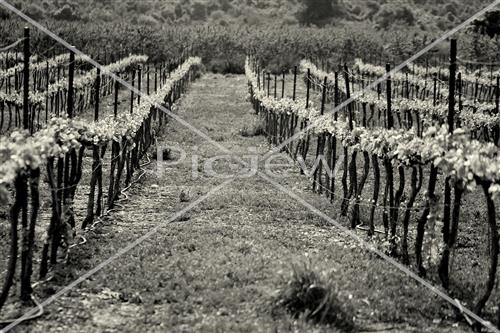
289,66,298,154
154,66,158,93
257,69,261,90
45,60,49,122
344,64,353,129
67,49,75,119
82,64,104,230
94,68,101,121
496,76,499,114
274,73,277,99
137,66,142,105
439,39,458,288
306,68,310,108
299,68,312,173
448,39,457,133
433,73,437,107
385,63,395,241
334,71,339,120
22,27,29,131
386,63,393,129
159,64,162,89
281,72,285,98
114,74,119,118
131,70,135,114
341,65,357,223
292,66,297,101
267,73,271,97
262,70,265,94
458,73,463,113
147,66,150,95
313,77,328,193
320,77,327,115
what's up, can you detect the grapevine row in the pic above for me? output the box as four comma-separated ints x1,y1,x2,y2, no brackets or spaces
0,56,201,312
246,56,500,321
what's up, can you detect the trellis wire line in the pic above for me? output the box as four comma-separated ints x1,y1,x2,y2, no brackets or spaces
458,58,500,66
0,38,24,52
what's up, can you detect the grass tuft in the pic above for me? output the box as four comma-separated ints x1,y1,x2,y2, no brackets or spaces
240,119,265,137
275,262,355,332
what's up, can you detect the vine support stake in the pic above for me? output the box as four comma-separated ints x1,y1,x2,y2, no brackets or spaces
257,67,261,90
495,76,499,114
154,66,158,93
22,27,30,131
334,71,339,120
114,74,119,118
131,70,135,114
146,66,150,95
306,68,311,109
433,73,437,107
94,68,101,122
344,64,353,130
281,71,285,98
386,63,393,129
320,76,327,115
458,73,463,113
448,39,457,133
137,66,142,105
267,72,271,97
274,73,277,99
292,66,297,101
67,48,75,119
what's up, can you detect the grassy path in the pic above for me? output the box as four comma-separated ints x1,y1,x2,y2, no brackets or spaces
15,73,472,333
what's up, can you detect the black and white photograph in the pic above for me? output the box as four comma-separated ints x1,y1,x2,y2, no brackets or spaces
1,0,500,332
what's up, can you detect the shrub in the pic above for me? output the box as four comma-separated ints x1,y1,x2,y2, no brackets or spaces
52,4,78,21
25,4,46,20
191,1,207,21
137,14,158,27
161,8,175,21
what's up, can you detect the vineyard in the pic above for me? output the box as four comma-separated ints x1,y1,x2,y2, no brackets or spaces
1,2,500,333
0,25,203,327
246,38,500,328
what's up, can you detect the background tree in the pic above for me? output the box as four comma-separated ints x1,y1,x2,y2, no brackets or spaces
374,3,416,30
473,10,500,37
296,0,343,26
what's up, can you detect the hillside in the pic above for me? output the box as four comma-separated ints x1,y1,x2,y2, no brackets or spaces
2,0,496,32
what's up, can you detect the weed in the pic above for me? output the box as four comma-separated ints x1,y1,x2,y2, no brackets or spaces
275,261,355,332
240,119,265,137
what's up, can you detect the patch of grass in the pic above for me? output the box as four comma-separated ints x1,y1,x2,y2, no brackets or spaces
275,261,355,332
240,119,265,137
